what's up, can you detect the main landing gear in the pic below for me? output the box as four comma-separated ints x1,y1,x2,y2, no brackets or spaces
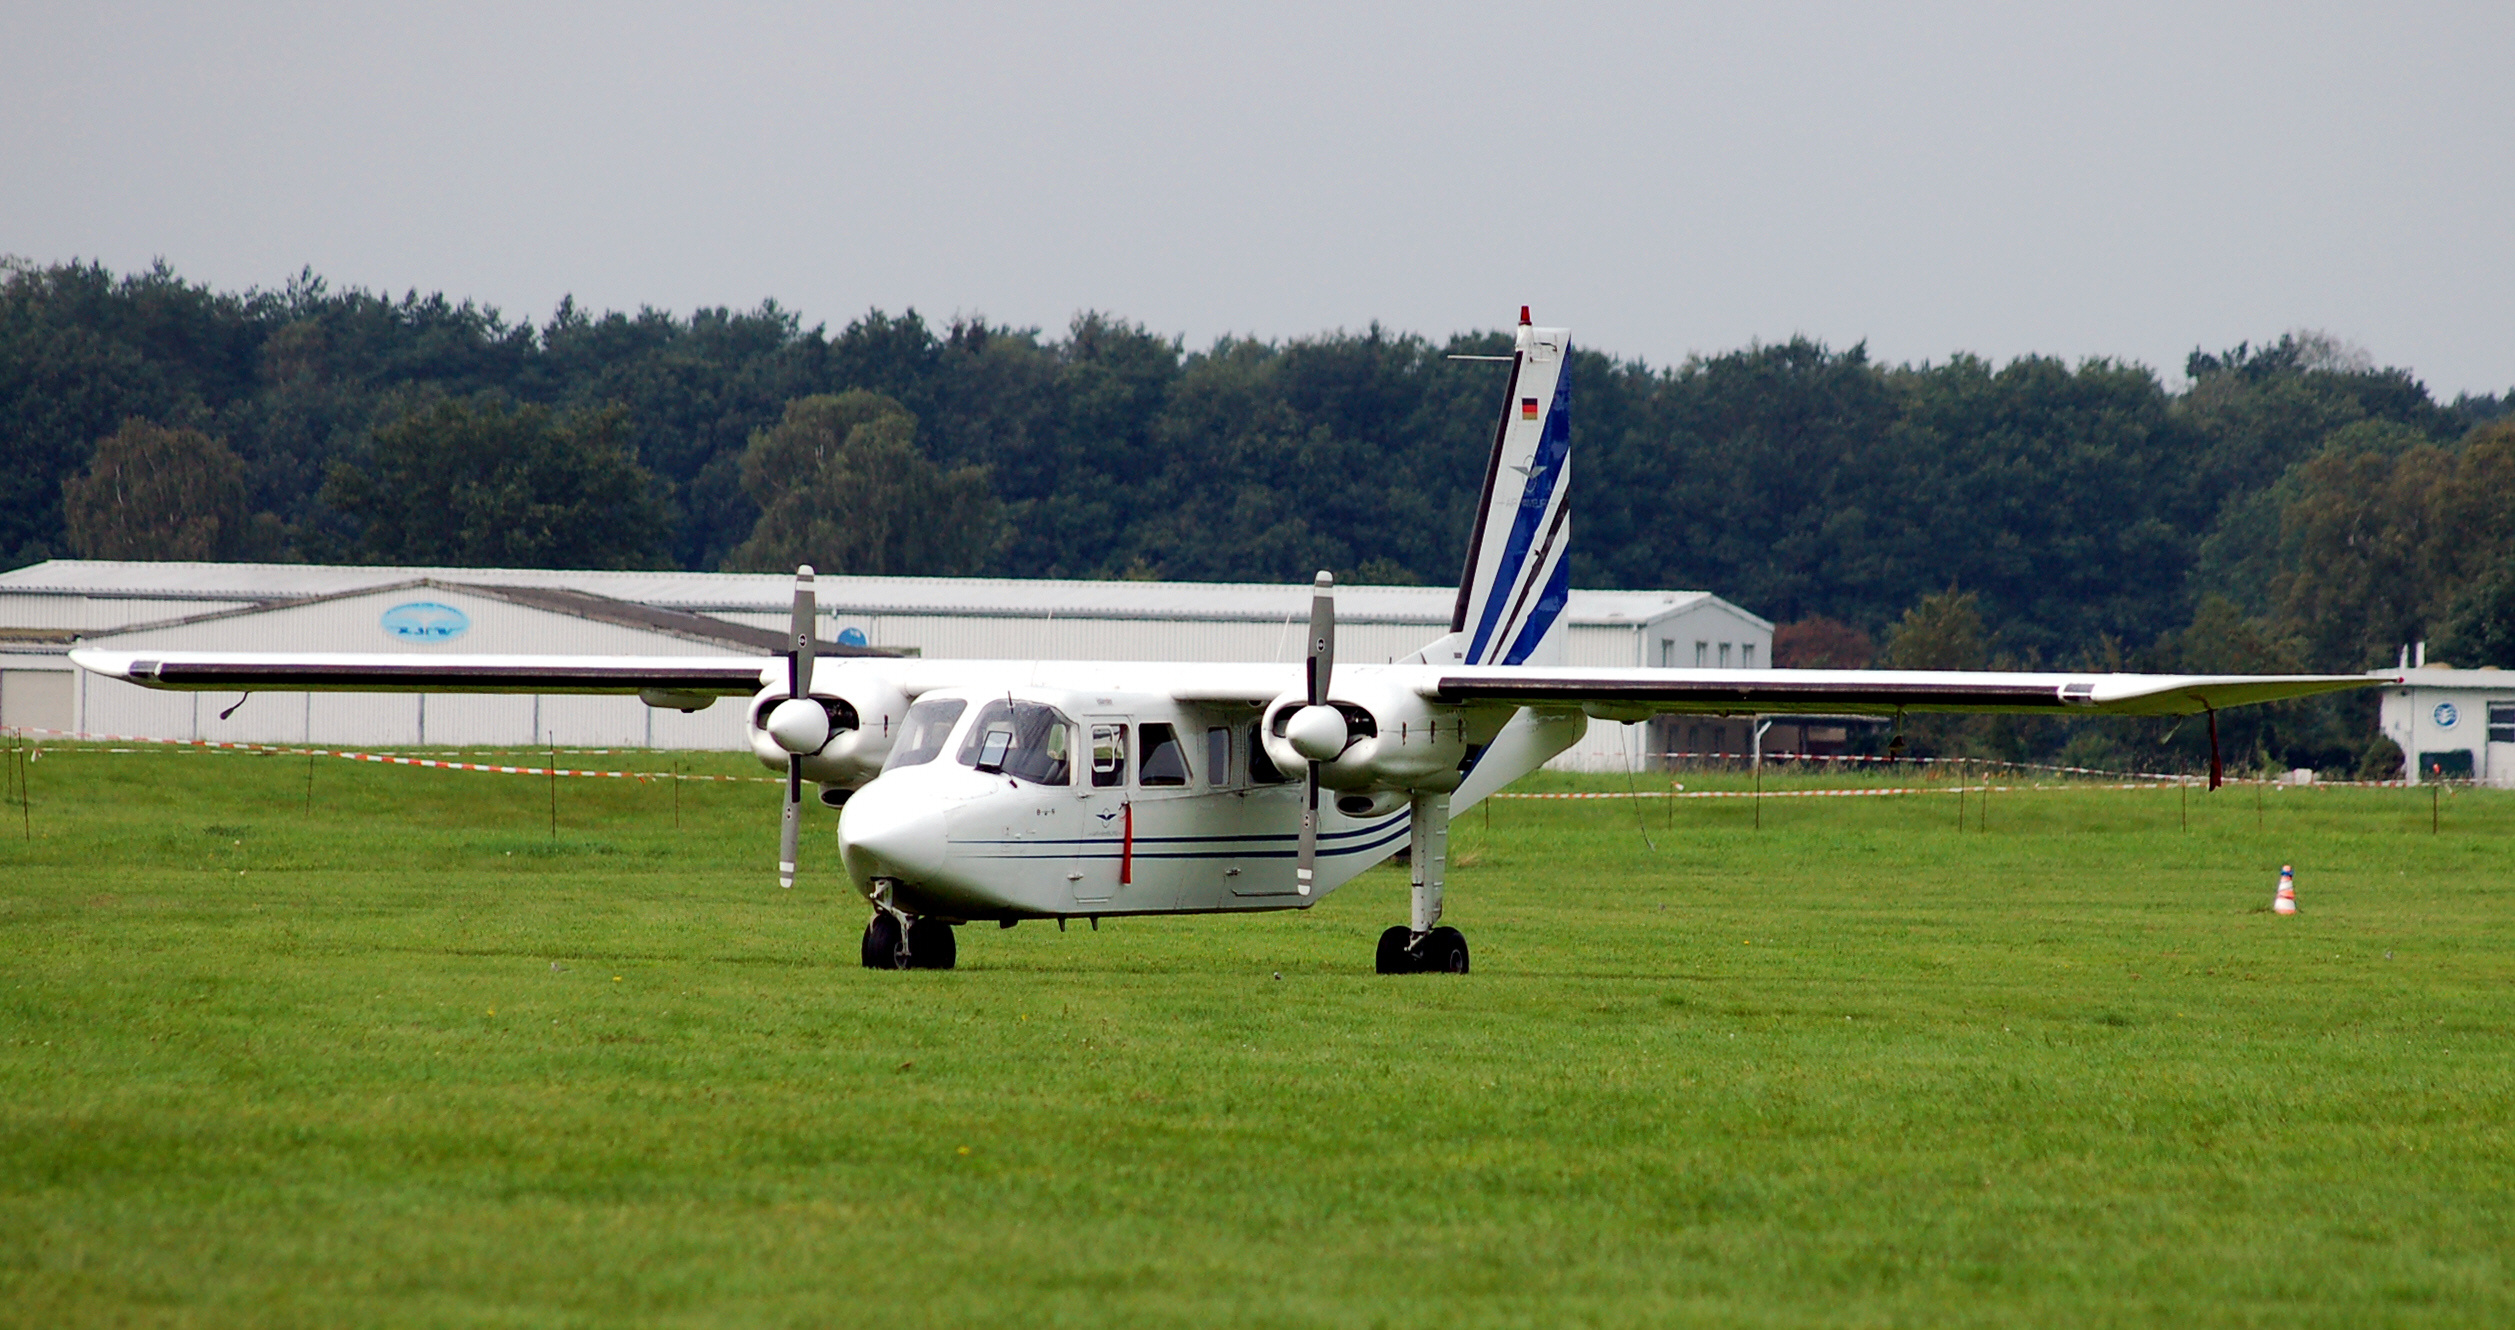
1377,924,1469,974
861,889,956,970
1374,791,1470,974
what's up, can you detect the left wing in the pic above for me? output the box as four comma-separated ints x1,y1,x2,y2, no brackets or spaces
1424,666,2392,718
69,650,776,698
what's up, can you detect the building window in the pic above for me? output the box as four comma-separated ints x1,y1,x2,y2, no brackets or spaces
1719,643,1733,668
1659,637,1675,668
1742,644,1757,669
1695,641,1708,667
2491,702,2515,744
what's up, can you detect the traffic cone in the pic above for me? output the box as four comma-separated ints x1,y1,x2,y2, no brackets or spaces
2273,865,2298,915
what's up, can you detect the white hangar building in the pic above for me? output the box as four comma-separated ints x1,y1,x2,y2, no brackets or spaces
0,560,1774,771
2378,664,2515,786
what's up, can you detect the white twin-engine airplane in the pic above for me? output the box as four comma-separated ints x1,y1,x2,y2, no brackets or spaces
75,311,2389,974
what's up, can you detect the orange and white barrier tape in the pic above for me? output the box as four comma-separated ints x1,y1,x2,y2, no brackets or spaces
1,727,776,783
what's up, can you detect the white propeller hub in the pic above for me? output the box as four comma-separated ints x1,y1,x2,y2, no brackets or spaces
766,696,831,755
1285,704,1348,762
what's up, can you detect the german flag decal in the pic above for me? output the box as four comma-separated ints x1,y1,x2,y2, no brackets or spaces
1520,397,1540,420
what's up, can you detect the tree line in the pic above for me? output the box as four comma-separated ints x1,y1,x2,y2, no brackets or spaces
6,257,2511,771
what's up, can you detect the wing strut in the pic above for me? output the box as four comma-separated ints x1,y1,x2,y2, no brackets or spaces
2206,705,2222,791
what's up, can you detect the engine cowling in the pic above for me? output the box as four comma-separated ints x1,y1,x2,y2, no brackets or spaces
1260,677,1469,794
745,676,910,786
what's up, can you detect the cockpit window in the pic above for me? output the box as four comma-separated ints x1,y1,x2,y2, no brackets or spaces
883,698,968,771
956,699,1075,786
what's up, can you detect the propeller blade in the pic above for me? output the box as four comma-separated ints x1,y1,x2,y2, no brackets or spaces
1306,569,1335,706
791,564,816,698
1297,761,1319,896
1297,569,1333,896
779,755,802,889
780,564,814,890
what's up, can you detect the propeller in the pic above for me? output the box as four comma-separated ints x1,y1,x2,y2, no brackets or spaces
1291,570,1341,895
769,565,819,889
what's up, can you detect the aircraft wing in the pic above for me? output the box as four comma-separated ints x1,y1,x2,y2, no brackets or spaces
1423,666,2393,718
68,650,775,697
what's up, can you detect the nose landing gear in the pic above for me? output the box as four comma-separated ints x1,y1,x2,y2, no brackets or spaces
860,887,957,970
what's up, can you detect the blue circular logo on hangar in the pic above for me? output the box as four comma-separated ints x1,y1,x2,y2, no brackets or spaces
837,626,869,647
2433,701,2459,729
381,601,470,641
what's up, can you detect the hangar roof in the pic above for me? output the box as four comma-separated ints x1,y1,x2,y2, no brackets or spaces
71,578,896,655
0,560,1765,630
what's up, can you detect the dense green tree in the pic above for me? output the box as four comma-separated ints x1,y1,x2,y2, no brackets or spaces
321,398,667,569
1878,588,1989,671
62,418,259,560
13,256,2515,773
2434,554,2515,668
725,391,999,576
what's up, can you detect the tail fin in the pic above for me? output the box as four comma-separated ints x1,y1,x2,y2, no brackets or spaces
1419,308,1572,667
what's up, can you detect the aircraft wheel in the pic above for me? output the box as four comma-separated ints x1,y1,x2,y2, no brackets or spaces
862,912,906,970
1423,926,1470,975
906,917,957,970
1375,925,1416,974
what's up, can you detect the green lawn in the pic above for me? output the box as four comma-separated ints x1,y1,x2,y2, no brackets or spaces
2,744,2510,1327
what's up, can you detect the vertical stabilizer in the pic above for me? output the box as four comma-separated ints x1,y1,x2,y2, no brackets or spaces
1417,308,1572,667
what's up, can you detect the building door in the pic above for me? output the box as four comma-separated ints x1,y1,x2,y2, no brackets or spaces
2490,701,2515,786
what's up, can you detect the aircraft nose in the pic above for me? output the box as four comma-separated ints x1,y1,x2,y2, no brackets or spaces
840,788,948,881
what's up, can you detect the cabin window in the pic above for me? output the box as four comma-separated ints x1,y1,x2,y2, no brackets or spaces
1206,726,1232,786
1140,723,1190,786
956,699,1074,785
1091,724,1127,787
883,698,968,770
1247,721,1287,784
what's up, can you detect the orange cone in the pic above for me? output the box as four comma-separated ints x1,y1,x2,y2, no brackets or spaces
2273,865,2298,915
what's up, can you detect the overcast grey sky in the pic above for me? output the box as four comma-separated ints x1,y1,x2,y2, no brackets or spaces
6,2,2509,395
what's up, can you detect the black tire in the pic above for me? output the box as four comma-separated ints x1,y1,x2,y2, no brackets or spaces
862,912,905,970
1375,925,1416,974
1426,926,1470,975
906,917,957,970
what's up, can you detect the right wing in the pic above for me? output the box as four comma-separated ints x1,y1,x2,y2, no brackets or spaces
1423,666,2392,718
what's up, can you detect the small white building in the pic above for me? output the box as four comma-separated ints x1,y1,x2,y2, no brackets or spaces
2378,665,2515,785
0,560,1773,769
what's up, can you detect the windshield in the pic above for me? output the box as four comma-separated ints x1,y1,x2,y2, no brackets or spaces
882,698,968,771
956,699,1075,786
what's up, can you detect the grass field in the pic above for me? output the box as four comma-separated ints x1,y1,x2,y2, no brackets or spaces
3,741,2511,1327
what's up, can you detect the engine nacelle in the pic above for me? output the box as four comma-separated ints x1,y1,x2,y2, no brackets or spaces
1260,678,1469,794
745,677,910,786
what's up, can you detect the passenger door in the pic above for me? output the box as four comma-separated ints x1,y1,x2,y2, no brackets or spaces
1071,719,1128,905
